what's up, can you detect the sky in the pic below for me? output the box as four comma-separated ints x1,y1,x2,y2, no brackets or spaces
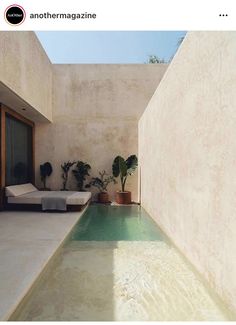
35,31,186,64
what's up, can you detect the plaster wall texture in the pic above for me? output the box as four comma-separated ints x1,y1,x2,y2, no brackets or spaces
35,64,167,201
0,32,52,122
139,31,236,313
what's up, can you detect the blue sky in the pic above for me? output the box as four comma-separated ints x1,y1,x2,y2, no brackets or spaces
35,31,186,64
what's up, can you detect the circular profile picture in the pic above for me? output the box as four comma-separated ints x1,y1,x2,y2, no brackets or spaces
4,4,26,25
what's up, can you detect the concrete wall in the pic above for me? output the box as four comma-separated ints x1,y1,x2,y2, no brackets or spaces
35,64,167,201
139,31,236,313
0,32,52,122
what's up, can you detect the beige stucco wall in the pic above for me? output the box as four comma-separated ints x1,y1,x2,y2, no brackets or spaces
139,31,236,313
0,32,52,122
35,64,167,201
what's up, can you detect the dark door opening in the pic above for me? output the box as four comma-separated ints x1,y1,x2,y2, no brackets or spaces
0,104,35,209
5,114,33,186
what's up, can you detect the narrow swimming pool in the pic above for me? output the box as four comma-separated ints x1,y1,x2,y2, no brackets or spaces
11,205,232,321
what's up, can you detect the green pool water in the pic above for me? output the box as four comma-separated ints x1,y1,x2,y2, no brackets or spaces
11,204,233,321
70,205,165,241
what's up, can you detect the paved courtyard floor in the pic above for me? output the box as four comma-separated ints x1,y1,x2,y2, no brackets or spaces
0,209,85,320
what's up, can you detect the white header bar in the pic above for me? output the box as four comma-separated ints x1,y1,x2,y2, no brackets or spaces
0,0,235,31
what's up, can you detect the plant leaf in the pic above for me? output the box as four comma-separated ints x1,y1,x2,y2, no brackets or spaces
112,156,121,177
126,155,138,175
112,156,127,177
119,157,127,177
40,162,53,177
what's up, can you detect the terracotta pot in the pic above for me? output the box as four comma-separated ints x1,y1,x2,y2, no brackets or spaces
98,192,109,203
115,191,131,204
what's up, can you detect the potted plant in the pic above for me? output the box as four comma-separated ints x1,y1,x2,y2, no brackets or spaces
112,155,138,204
72,160,91,191
86,170,116,203
40,162,53,190
61,161,76,191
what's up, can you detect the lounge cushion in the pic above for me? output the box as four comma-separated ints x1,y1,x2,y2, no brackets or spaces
5,183,38,197
7,191,91,205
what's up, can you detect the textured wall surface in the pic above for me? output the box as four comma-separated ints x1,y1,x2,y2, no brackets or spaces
139,31,236,313
0,32,52,122
35,64,167,201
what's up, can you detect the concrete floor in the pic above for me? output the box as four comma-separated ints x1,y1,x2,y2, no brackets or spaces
0,208,86,320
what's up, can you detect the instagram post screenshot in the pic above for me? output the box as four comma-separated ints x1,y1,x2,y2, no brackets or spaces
0,0,235,323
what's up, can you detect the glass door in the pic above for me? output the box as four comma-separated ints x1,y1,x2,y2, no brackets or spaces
5,114,33,185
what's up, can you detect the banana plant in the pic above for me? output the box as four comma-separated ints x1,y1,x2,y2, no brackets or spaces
112,155,138,192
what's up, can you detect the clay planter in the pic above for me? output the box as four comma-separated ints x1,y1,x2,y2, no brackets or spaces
98,192,110,203
115,191,131,204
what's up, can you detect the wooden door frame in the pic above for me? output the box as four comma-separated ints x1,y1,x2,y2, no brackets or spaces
0,104,35,209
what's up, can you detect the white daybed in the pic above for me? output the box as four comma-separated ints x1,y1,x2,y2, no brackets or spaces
5,183,91,211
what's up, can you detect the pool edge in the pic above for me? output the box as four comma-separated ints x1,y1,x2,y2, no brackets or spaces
5,204,89,321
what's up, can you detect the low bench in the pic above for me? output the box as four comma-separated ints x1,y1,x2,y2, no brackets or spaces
5,183,91,212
